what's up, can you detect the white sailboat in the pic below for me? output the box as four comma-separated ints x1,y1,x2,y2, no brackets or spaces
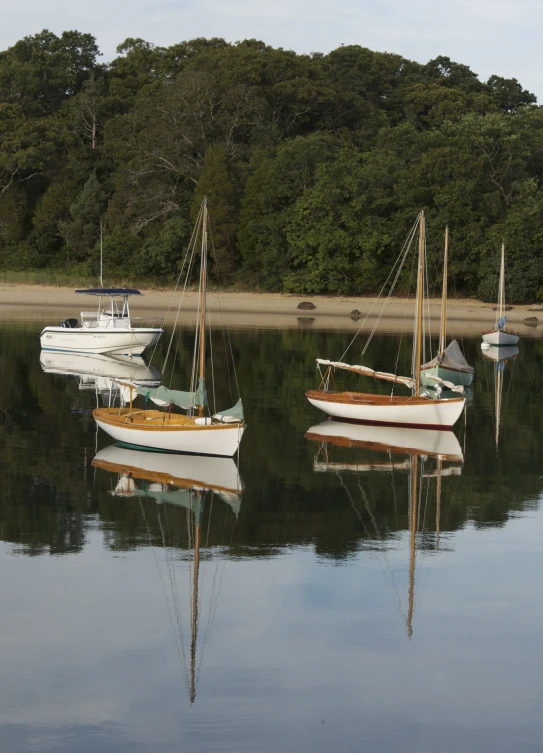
482,243,519,347
93,198,245,457
40,288,164,355
421,226,474,388
306,213,465,429
481,344,518,449
305,418,463,637
93,444,242,704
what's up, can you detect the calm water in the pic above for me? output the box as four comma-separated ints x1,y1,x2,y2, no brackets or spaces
1,322,543,752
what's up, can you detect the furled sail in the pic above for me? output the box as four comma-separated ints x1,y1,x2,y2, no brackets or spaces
317,358,464,394
421,340,474,374
136,378,208,409
213,398,244,423
317,359,415,389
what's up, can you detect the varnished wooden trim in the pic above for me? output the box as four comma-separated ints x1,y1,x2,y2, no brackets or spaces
305,390,464,406
93,408,244,432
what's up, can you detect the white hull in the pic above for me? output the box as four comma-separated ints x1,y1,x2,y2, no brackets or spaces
40,327,162,356
481,344,519,362
307,394,464,429
39,351,161,382
482,329,519,346
94,417,245,457
306,420,463,460
93,444,242,494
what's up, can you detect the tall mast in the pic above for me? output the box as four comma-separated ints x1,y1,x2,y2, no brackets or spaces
436,457,442,551
99,221,104,288
414,211,425,395
198,199,208,418
407,454,418,639
190,497,201,705
439,226,449,355
497,242,505,327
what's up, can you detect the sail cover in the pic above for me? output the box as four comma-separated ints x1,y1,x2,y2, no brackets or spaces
421,340,474,373
136,378,208,409
213,398,244,423
316,359,414,389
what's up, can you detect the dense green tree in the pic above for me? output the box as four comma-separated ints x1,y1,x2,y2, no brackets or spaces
58,171,106,262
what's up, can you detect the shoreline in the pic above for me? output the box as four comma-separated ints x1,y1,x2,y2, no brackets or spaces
1,282,542,337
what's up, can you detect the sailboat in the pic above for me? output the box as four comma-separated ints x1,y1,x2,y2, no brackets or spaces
420,226,474,388
305,419,463,637
482,243,519,347
93,198,245,457
481,344,518,449
306,212,466,429
92,444,241,704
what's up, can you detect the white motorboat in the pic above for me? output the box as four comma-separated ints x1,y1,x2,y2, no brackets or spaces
39,288,163,356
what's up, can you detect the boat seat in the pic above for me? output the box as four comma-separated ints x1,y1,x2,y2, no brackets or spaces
60,318,79,329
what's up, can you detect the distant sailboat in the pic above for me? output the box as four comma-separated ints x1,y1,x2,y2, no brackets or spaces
421,226,474,388
481,344,518,449
482,243,519,347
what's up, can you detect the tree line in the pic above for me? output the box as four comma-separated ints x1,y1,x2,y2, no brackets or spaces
0,30,541,300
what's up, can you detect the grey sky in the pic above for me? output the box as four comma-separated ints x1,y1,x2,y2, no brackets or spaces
1,0,541,100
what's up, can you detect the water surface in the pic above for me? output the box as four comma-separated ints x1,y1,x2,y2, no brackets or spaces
0,324,542,752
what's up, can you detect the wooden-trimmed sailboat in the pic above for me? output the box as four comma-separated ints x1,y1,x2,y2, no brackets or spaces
482,243,519,347
93,198,245,457
306,212,466,429
92,444,242,704
420,226,474,388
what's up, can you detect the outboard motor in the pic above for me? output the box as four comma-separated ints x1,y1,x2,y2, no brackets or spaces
60,318,79,329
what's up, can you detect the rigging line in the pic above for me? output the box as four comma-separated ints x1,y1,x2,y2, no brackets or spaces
335,469,404,618
339,216,420,363
208,316,217,416
163,205,202,375
359,219,420,360
138,497,190,693
168,231,200,391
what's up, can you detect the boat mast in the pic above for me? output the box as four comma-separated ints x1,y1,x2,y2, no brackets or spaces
407,454,418,639
190,502,200,704
414,212,425,395
439,226,448,355
198,199,208,418
497,242,505,328
99,221,104,289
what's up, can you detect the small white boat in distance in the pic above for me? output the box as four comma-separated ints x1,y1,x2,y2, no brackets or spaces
482,244,519,347
40,288,163,356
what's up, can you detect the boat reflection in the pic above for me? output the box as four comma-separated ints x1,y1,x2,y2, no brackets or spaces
481,344,518,449
40,350,161,406
92,444,242,703
305,420,463,637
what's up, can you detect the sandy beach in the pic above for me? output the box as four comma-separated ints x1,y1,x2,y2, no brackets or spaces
0,282,542,337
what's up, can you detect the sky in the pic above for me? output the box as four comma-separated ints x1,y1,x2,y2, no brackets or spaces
1,0,541,100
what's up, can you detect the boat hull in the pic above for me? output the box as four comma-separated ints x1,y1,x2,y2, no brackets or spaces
305,420,463,460
420,364,474,387
306,390,465,429
40,327,162,356
482,329,519,346
94,409,245,457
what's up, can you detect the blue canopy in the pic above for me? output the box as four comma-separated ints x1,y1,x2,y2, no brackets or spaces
75,288,142,296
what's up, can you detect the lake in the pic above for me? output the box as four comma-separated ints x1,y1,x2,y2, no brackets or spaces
0,322,542,753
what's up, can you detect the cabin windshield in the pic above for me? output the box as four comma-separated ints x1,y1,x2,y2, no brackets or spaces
100,296,130,318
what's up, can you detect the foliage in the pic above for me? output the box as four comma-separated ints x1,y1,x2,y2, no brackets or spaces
0,31,542,300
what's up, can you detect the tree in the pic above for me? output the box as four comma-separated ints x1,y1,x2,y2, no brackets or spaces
58,172,106,262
